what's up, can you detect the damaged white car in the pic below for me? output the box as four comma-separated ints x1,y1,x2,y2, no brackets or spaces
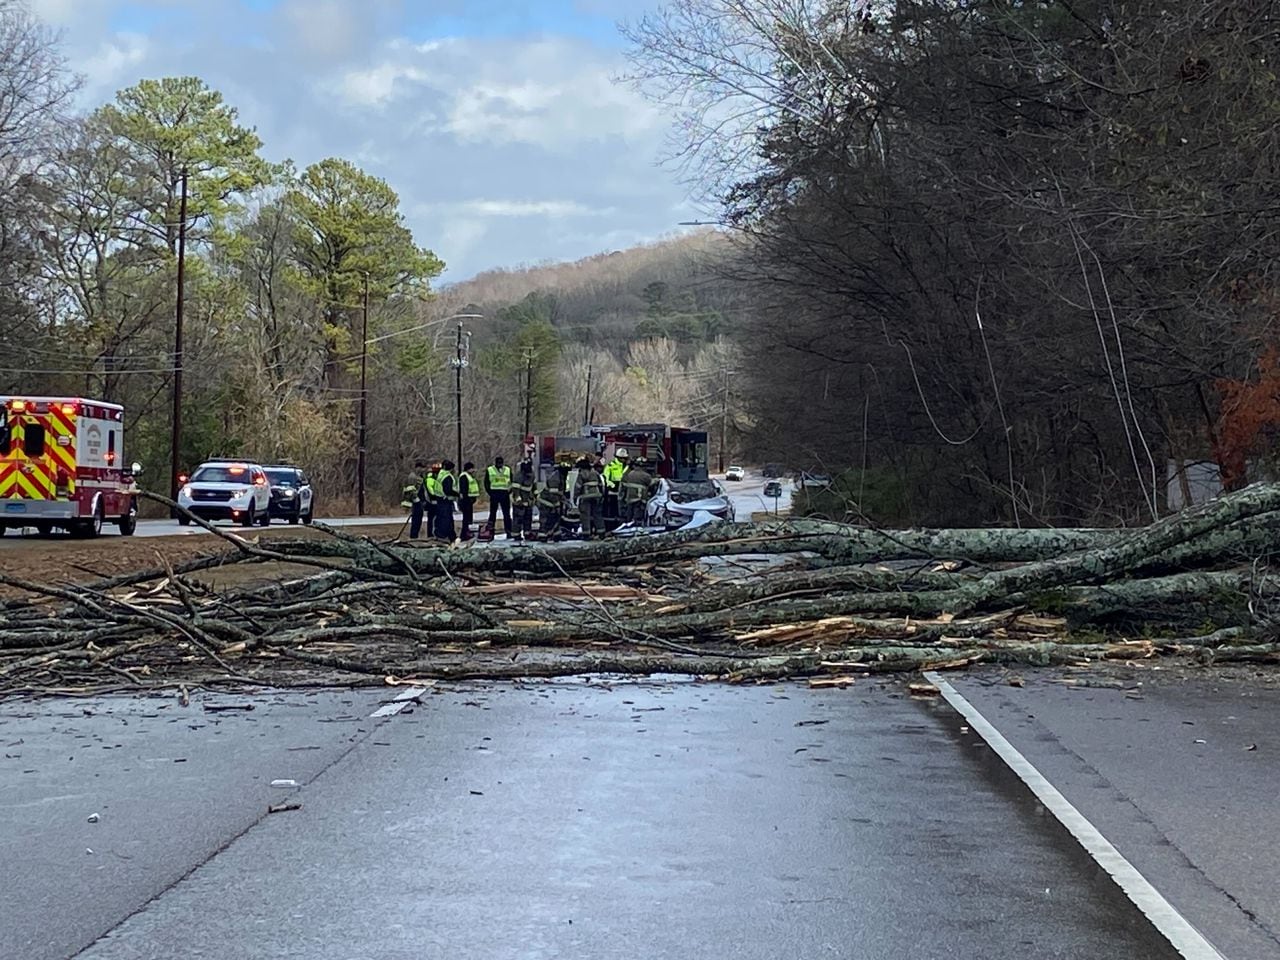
645,478,736,529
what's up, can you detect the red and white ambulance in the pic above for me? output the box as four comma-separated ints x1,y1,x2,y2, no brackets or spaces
0,396,139,537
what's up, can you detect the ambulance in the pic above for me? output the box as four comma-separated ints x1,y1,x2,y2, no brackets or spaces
0,396,140,537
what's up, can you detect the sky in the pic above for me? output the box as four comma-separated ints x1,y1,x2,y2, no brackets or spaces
29,0,701,283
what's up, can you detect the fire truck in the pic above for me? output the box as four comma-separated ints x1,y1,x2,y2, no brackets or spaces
0,396,140,537
585,423,709,481
527,423,709,483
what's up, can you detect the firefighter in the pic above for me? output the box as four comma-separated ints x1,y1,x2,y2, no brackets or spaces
485,455,513,538
574,456,605,538
621,456,655,524
537,457,570,540
458,461,479,541
436,459,458,541
402,459,428,540
510,456,536,541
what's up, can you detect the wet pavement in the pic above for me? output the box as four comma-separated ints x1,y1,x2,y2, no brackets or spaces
3,681,1180,960
951,671,1280,959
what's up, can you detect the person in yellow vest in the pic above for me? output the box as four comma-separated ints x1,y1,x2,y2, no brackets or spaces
402,459,428,540
603,448,628,525
510,456,536,541
458,461,479,541
485,455,512,538
423,461,443,541
436,460,457,541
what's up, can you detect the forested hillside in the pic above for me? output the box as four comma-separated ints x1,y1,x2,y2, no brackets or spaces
627,0,1280,526
0,0,742,510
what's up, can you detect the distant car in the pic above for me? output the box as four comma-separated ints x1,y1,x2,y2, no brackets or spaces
264,465,315,524
725,465,745,481
763,480,783,499
796,472,833,491
762,463,783,478
177,460,271,527
647,478,735,529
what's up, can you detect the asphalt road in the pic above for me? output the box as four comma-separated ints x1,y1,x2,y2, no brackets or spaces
950,671,1280,960
0,470,787,546
2,681,1182,960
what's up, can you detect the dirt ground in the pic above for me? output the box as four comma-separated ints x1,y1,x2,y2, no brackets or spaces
0,522,409,596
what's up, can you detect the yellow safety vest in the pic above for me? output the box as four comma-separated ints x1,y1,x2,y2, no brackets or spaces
487,464,512,490
459,471,479,500
425,474,442,501
604,460,626,488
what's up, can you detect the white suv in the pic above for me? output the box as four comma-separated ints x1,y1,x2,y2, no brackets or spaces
177,460,273,527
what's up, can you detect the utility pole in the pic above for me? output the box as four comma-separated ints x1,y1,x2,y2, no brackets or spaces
583,364,592,427
356,273,369,516
718,369,729,475
169,168,188,502
523,351,533,439
452,319,467,472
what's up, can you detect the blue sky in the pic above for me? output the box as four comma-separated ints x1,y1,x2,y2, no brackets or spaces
30,0,698,282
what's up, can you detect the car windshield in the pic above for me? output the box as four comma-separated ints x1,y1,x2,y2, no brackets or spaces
668,480,719,503
265,469,298,486
728,465,743,472
191,465,252,483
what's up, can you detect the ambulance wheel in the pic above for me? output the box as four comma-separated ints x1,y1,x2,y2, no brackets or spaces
35,521,54,537
87,502,104,538
118,500,138,536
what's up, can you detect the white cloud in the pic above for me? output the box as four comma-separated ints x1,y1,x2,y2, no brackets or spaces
32,1,690,281
335,36,663,152
80,32,150,94
428,199,615,218
337,62,429,106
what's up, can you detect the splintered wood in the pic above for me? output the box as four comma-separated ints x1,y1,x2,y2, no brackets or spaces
1,483,1280,693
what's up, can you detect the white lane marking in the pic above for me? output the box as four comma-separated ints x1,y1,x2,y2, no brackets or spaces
370,686,427,718
924,672,1227,960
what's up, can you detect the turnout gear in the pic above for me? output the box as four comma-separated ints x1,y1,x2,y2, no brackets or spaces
510,462,536,539
574,461,605,538
621,464,654,523
537,469,567,539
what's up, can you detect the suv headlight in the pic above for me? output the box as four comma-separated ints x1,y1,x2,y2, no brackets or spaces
231,488,248,499
280,489,296,498
180,484,192,498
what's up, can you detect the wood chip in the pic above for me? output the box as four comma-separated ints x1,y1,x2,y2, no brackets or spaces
808,676,857,688
908,682,941,697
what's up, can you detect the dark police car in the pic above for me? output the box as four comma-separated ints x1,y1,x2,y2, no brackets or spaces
264,465,314,524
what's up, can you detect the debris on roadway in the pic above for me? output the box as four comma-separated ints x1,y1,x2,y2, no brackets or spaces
2,484,1279,695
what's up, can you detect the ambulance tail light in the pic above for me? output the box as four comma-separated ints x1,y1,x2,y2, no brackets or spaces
55,467,70,499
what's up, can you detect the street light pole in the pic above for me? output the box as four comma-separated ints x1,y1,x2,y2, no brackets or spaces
583,364,592,427
453,319,465,472
357,273,369,516
169,168,188,502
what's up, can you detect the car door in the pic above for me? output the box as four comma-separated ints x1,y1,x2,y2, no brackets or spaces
298,473,313,512
252,467,270,510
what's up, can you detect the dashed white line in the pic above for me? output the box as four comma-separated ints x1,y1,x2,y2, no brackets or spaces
924,672,1227,960
370,686,428,718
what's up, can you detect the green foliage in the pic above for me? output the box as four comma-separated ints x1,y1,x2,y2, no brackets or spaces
93,76,272,251
285,157,443,305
